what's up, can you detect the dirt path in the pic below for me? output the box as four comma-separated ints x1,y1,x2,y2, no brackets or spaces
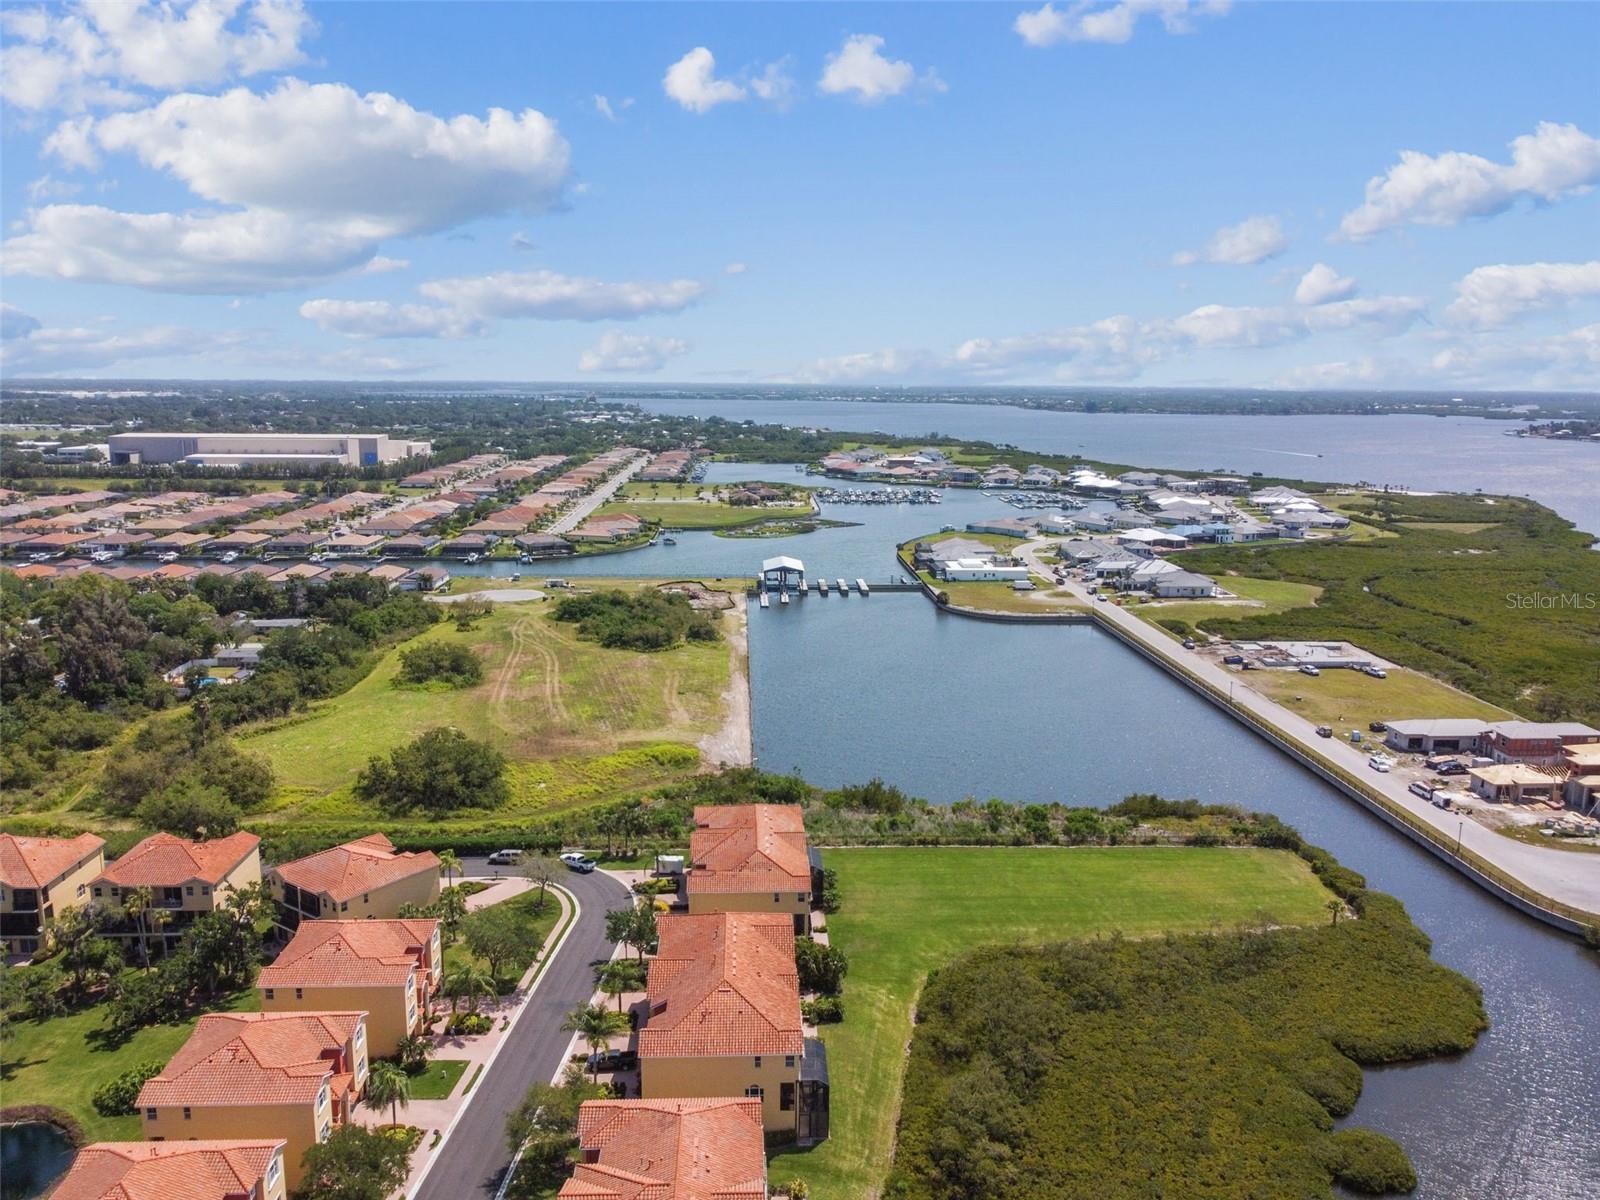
698,592,753,768
491,614,569,730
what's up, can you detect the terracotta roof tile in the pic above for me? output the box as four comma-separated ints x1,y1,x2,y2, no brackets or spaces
687,805,810,896
47,1140,284,1200
561,1098,767,1200
96,832,259,889
138,1011,366,1109
640,912,802,1060
0,832,104,888
270,833,440,904
259,918,439,989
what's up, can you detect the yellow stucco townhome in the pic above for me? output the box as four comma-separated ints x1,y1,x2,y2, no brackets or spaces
258,918,441,1055
91,832,262,953
268,834,440,934
687,804,821,935
559,1097,768,1199
639,910,829,1144
47,1140,288,1200
138,1011,369,1191
0,832,105,957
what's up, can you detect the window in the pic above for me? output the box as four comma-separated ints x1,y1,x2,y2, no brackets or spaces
784,1055,796,1069
362,893,369,903
753,1056,762,1068
185,885,194,896
772,892,780,903
744,1085,764,1100
267,1156,281,1182
145,1108,158,1121
76,884,86,897
264,988,275,1000
182,1107,191,1121
201,886,210,896
93,886,103,898
294,988,303,1000
781,1082,796,1111
340,901,348,913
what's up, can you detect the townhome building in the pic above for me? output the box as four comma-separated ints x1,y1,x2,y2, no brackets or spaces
686,804,820,935
0,832,106,957
48,1140,287,1200
91,832,262,952
559,1098,768,1200
269,834,440,935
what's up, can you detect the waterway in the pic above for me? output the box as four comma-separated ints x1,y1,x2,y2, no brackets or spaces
629,398,1600,539
0,1122,74,1200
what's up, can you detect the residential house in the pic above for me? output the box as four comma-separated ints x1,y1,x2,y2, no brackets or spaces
1382,719,1491,756
1468,764,1560,805
0,832,106,957
965,517,1035,538
568,514,645,543
269,834,440,934
686,804,819,934
942,558,1030,582
1151,570,1219,598
1481,721,1600,766
639,911,827,1142
258,918,441,1054
48,1140,288,1200
138,1011,369,1191
514,532,574,557
1561,744,1600,814
380,534,440,556
560,1098,767,1200
92,832,262,950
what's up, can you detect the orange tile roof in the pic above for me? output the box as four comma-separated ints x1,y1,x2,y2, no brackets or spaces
258,918,438,989
97,832,259,889
270,833,440,904
687,805,810,896
138,1011,365,1108
0,832,104,888
640,912,802,1060
561,1098,766,1200
47,1140,284,1200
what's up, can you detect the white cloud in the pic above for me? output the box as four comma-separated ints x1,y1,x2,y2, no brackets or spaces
749,58,796,109
0,319,249,374
818,34,942,104
594,94,633,122
663,47,746,113
1445,260,1600,329
1173,214,1287,267
359,255,409,275
418,269,706,321
0,0,314,112
578,332,690,373
1013,1,1230,48
1,304,44,341
723,262,748,275
1336,121,1600,242
1273,356,1393,389
298,299,483,339
1294,262,1358,306
10,79,571,293
793,347,940,383
1426,323,1600,389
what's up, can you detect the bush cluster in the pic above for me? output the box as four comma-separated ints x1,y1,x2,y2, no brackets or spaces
551,589,720,651
91,1063,165,1116
397,641,484,688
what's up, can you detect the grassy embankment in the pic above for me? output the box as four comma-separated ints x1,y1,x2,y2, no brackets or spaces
593,491,815,531
898,529,1089,615
1172,491,1600,725
773,846,1336,1197
238,593,735,836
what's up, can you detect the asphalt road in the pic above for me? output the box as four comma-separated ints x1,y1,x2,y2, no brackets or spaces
412,864,630,1199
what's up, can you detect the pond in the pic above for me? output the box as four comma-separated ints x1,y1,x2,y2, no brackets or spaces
0,1122,75,1200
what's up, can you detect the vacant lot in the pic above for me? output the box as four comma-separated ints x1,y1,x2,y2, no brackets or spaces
594,496,814,530
1246,666,1513,733
775,846,1334,1198
1134,575,1323,633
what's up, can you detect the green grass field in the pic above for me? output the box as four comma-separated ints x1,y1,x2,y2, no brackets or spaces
1,986,260,1142
774,846,1334,1197
1246,666,1513,733
404,1057,470,1099
1134,575,1324,634
594,497,814,530
241,598,731,798
443,885,566,990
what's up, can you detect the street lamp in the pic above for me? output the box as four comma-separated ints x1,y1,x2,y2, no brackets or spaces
1455,821,1464,857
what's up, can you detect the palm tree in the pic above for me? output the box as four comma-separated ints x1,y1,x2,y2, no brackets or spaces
122,886,153,972
437,849,462,892
598,959,638,1014
365,1061,411,1127
562,1002,629,1081
443,963,495,1014
395,1034,433,1074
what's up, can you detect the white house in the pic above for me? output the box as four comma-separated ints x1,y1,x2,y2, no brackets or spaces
941,558,1029,582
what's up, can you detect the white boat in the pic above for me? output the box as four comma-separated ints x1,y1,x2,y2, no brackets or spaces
157,551,179,563
663,536,677,545
779,590,789,605
465,552,481,564
220,551,239,563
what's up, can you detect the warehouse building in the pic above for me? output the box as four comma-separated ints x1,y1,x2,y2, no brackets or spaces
107,433,432,468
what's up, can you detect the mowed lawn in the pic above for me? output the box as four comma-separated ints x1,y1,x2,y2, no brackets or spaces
2,987,259,1142
594,497,814,529
1247,665,1514,733
240,600,730,795
775,846,1334,1198
1136,575,1324,633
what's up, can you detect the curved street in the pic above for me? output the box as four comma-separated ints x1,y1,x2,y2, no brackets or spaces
411,863,631,1200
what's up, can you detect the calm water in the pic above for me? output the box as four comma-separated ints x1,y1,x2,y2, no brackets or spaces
748,595,1600,1200
631,398,1600,539
0,1123,73,1200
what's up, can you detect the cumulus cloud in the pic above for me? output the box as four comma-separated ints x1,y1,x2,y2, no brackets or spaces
1,304,44,341
663,47,746,113
1013,1,1230,48
793,347,941,383
0,319,249,374
818,34,942,104
418,269,706,321
298,299,483,339
1172,214,1287,267
1273,356,1393,389
1294,263,1358,306
1445,260,1600,329
0,0,315,112
1427,323,1600,389
359,255,409,275
9,79,571,292
723,262,748,275
1336,122,1600,242
578,332,690,373
749,58,796,109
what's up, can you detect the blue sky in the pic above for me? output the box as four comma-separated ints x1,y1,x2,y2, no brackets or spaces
1,0,1597,387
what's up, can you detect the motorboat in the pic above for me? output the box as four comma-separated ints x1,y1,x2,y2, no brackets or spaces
220,551,239,563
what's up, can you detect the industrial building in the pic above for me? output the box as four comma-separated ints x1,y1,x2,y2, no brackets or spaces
107,432,432,468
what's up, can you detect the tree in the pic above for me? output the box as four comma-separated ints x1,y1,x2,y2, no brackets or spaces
521,856,559,912
462,904,541,982
365,1060,412,1127
437,849,462,892
794,938,848,995
120,886,171,972
398,642,483,687
54,577,151,703
504,1064,607,1173
354,727,509,815
299,1124,411,1200
598,959,643,1014
52,906,122,1000
443,963,495,1014
395,1034,433,1074
434,886,468,940
561,1002,628,1081
135,776,242,838
624,903,658,960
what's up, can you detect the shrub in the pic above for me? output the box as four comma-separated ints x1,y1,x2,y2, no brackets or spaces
1324,1128,1418,1194
91,1062,165,1116
794,938,848,995
355,727,509,815
550,589,720,651
447,1012,493,1036
398,642,484,688
801,995,843,1024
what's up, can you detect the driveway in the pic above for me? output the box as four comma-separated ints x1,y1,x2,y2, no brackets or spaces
411,865,631,1199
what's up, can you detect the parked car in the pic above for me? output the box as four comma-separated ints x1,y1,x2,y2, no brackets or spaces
1369,721,1388,733
560,852,597,873
1369,757,1392,773
586,1048,639,1074
1409,781,1435,801
1435,761,1468,776
486,848,523,866
1365,667,1388,679
1181,639,1197,649
1315,726,1333,738
1299,664,1321,676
